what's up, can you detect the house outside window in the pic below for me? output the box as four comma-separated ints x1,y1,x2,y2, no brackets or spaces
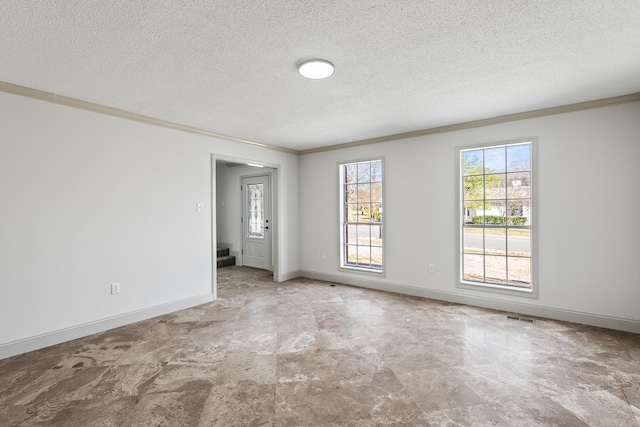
339,159,384,273
458,140,536,296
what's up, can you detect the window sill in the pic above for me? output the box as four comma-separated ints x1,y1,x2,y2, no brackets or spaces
339,265,385,277
458,280,537,298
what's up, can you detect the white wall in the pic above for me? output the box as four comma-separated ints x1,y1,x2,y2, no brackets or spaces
299,102,640,332
0,91,299,356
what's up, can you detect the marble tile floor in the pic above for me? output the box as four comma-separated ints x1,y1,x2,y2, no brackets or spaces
1,266,639,426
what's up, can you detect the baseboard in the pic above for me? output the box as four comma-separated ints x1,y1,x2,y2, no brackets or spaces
277,270,302,283
0,292,214,360
299,270,640,334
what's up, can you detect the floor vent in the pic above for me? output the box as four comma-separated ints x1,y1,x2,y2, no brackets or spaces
507,315,535,323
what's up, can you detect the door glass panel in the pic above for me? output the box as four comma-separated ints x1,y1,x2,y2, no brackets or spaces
247,183,264,238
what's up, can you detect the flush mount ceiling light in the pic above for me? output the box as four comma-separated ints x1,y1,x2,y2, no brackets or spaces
298,59,334,79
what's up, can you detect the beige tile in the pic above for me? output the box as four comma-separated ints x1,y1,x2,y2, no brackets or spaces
1,266,638,426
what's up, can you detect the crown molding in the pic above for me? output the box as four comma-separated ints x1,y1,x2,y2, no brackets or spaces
0,81,298,155
300,92,640,154
2,81,638,157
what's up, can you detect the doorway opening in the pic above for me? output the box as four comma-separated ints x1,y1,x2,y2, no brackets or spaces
212,156,279,297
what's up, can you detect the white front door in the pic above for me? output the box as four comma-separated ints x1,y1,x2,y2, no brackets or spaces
242,175,271,270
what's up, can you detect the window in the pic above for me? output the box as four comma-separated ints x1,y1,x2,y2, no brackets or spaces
459,140,535,294
339,159,384,273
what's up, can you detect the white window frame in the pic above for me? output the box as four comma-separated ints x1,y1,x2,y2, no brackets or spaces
456,138,538,298
338,158,385,275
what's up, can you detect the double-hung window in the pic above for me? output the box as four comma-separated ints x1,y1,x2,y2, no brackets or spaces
459,140,536,295
339,159,384,273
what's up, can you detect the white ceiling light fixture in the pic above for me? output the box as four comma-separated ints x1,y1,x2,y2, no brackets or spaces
298,59,334,80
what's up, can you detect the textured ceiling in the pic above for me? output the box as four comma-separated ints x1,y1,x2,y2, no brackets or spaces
1,1,639,151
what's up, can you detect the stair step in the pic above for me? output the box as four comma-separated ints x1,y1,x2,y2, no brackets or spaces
217,255,236,268
216,247,230,257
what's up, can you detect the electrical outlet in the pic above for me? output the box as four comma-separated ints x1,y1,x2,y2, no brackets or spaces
429,264,435,273
111,283,121,295
321,253,326,260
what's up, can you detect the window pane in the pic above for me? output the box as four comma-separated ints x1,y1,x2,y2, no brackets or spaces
508,229,530,257
484,147,506,173
346,224,358,245
507,144,530,172
371,160,383,182
508,200,530,226
507,172,530,199
485,255,507,284
358,246,371,266
464,176,483,201
464,201,482,224
357,162,371,183
485,174,506,199
347,204,357,222
463,150,483,176
485,228,506,256
463,254,484,281
345,164,358,184
371,224,382,247
355,204,370,222
463,228,483,254
484,200,506,224
358,183,371,203
346,245,358,265
371,183,383,203
508,257,531,286
371,203,383,222
357,224,371,246
346,184,358,203
371,247,383,267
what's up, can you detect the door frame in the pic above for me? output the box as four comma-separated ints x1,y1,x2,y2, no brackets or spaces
211,154,280,298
